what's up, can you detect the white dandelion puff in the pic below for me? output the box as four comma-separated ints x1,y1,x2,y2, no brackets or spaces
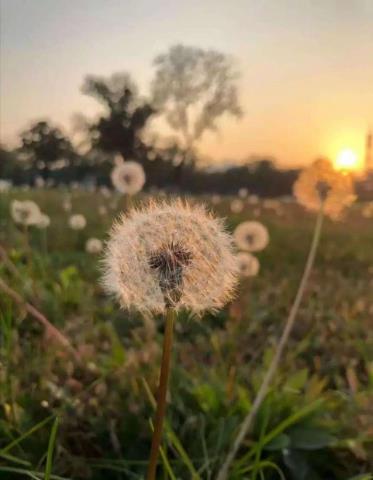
102,200,239,315
230,199,244,213
62,198,72,212
238,188,248,199
111,161,146,195
234,221,269,252
237,252,260,277
0,180,12,192
248,194,259,205
11,200,42,226
98,205,108,216
69,214,87,230
86,238,103,254
362,202,373,219
35,176,45,188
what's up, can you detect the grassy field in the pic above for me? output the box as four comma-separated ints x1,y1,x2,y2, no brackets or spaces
0,188,372,479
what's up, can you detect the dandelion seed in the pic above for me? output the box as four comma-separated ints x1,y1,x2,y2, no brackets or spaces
111,161,146,195
234,221,269,252
10,200,42,226
102,200,239,315
69,214,87,230
293,158,356,219
237,252,260,277
86,238,103,254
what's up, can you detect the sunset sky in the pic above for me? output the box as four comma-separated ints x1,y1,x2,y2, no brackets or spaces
1,0,373,168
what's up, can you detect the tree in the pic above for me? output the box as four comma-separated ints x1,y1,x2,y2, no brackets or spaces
81,73,156,160
151,44,242,165
18,120,74,174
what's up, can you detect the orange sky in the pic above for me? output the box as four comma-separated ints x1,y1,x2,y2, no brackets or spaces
1,0,373,168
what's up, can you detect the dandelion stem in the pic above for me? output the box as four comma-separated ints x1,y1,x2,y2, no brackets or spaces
146,308,175,480
217,205,324,480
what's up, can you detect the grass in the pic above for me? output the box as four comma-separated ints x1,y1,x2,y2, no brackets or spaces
0,188,372,479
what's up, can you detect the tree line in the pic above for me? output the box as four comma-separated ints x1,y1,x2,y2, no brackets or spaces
1,44,300,196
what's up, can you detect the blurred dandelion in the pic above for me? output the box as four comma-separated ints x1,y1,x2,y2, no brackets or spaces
362,202,373,219
102,199,238,480
211,194,221,205
86,238,103,254
248,194,259,205
218,158,356,480
98,205,108,216
293,158,355,219
238,187,248,198
237,252,260,277
35,176,45,188
62,198,72,212
234,221,269,252
0,179,12,192
10,200,42,226
69,214,87,230
230,199,244,213
111,160,146,195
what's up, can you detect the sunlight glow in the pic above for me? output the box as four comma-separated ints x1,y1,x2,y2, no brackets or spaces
335,149,359,171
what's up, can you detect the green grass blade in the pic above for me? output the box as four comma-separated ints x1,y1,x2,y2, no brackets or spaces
44,417,59,480
142,376,201,479
1,415,54,454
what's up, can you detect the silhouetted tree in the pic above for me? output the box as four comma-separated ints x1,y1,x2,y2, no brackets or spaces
81,73,156,160
151,44,242,168
18,120,75,175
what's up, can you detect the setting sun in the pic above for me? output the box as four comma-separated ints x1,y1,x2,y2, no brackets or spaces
335,149,359,171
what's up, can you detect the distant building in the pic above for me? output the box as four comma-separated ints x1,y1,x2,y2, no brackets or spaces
365,130,373,173
357,130,373,199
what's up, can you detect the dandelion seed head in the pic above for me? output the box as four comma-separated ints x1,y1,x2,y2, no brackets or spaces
234,221,269,252
238,188,248,199
69,214,87,230
10,200,42,226
237,252,260,277
86,238,103,254
111,161,145,195
362,202,373,219
0,180,12,192
102,200,239,315
230,199,244,213
293,158,356,219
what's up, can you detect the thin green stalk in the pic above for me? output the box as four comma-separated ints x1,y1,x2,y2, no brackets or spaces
44,417,59,480
216,205,324,480
146,308,175,480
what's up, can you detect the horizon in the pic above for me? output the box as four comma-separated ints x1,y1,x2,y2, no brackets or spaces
1,0,373,168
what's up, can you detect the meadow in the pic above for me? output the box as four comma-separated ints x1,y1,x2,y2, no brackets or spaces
0,188,372,479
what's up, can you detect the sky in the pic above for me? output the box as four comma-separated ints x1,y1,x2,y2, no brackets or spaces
1,0,373,168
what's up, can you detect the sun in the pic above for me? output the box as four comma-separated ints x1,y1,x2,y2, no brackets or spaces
334,149,359,171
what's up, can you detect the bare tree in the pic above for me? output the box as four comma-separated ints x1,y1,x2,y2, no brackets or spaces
151,44,242,165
